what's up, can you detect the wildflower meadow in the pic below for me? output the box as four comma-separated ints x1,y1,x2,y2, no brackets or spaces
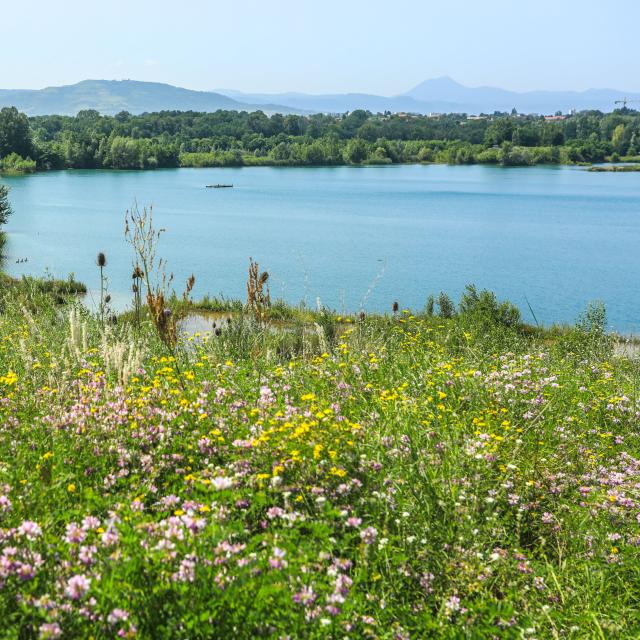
0,263,639,638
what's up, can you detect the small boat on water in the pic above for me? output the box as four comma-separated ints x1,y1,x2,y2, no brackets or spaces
206,184,234,188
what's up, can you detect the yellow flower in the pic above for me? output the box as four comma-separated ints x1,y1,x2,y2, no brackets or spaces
301,393,316,401
67,483,76,493
0,371,17,386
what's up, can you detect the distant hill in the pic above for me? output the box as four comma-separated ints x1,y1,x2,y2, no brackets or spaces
1,78,639,117
219,77,640,115
403,76,640,114
216,89,462,116
0,80,300,116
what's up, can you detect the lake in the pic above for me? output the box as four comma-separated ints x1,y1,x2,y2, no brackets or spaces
2,164,639,331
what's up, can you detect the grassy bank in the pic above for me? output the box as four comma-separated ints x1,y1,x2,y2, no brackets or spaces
588,164,640,172
0,275,638,638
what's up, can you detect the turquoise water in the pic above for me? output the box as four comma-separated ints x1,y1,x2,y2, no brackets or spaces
2,164,639,331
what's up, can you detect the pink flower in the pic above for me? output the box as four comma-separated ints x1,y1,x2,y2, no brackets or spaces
173,555,197,583
65,523,86,544
81,516,100,531
269,547,288,569
107,608,129,625
293,585,317,606
38,623,62,639
17,520,42,540
360,526,377,545
65,574,91,600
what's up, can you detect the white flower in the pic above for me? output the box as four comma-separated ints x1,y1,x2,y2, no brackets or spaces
211,476,233,491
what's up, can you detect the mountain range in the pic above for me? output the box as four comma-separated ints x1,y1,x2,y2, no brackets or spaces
0,80,301,117
219,77,640,115
1,77,639,117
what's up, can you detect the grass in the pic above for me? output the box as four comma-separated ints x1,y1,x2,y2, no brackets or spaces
588,164,640,172
0,278,638,638
0,273,86,305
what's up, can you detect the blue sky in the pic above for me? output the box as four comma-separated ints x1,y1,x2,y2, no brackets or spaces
3,0,638,93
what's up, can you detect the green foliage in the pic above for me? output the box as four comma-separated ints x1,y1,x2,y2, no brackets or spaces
458,284,522,329
555,301,614,361
0,184,11,227
343,138,369,164
0,107,33,159
425,294,435,316
0,105,635,171
437,291,456,318
0,152,37,173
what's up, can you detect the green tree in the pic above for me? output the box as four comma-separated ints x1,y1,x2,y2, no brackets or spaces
611,124,627,154
483,118,513,146
0,184,12,226
343,138,368,164
0,107,33,158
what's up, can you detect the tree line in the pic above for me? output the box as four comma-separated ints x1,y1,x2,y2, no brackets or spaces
0,105,639,171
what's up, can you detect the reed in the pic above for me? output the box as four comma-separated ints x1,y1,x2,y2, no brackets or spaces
246,258,271,322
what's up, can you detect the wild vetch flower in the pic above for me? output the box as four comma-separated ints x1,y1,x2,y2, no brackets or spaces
444,595,461,614
78,545,97,566
130,499,145,512
173,555,196,583
38,623,62,639
108,608,130,625
258,386,275,406
81,516,100,531
65,574,91,600
420,572,435,593
269,547,287,569
101,528,119,547
293,585,317,606
17,520,42,540
360,526,378,545
64,523,86,544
